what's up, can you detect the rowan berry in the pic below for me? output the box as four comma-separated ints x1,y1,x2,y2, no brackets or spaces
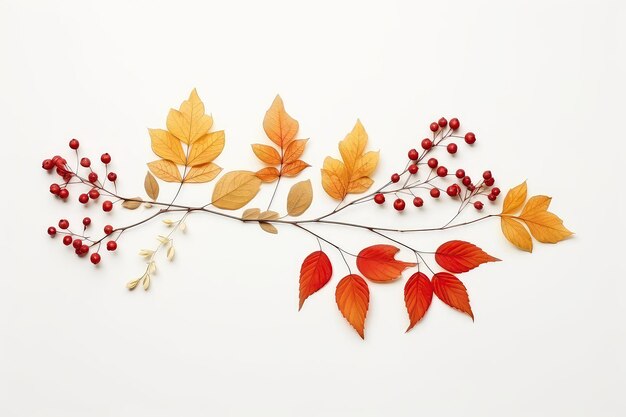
90,253,101,264
446,185,459,197
408,164,418,174
491,187,501,196
447,143,458,154
59,189,69,199
421,138,433,150
488,194,497,201
102,200,113,212
88,189,100,200
436,166,448,177
101,153,111,164
63,235,73,246
465,132,476,144
474,201,484,210
69,139,80,149
47,227,57,236
104,225,114,235
484,177,495,186
82,217,91,227
107,172,117,182
483,170,492,180
430,122,439,132
88,172,98,183
42,159,54,170
79,193,89,204
80,158,91,168
438,117,448,128
449,118,460,130
455,169,465,179
408,149,419,160
73,239,82,249
374,193,385,204
58,219,69,229
106,241,117,251
413,197,424,207
391,173,400,183
394,198,406,211
79,244,89,255
462,176,472,186
50,183,61,195
430,188,440,198
427,158,438,168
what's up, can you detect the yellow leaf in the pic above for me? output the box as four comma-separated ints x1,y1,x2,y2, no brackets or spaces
252,144,281,165
263,95,299,148
351,151,379,180
149,129,186,165
144,172,159,200
521,195,552,217
259,222,278,234
287,180,313,217
501,217,533,252
347,176,374,193
147,160,182,182
255,167,280,182
339,119,369,172
166,89,213,144
282,160,310,177
211,171,262,210
321,156,348,200
187,131,225,167
242,208,261,220
283,139,308,164
184,162,221,183
520,210,573,244
122,198,143,210
502,181,527,214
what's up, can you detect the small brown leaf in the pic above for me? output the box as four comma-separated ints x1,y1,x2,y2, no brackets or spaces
242,208,261,220
258,210,280,221
144,172,159,200
287,180,313,217
259,222,278,234
122,198,143,210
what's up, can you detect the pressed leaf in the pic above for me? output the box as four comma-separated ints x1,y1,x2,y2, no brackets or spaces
242,208,261,220
435,240,500,273
502,181,527,214
404,272,434,331
184,162,222,183
144,172,159,200
432,272,474,320
256,167,280,183
299,251,333,310
211,170,262,210
252,144,281,165
187,131,225,167
356,245,416,282
122,198,143,210
501,217,533,252
520,210,573,243
258,210,279,221
147,160,182,182
263,95,299,148
149,129,187,165
335,274,369,339
287,180,313,217
321,169,347,200
281,160,310,177
521,195,552,216
283,139,308,164
166,89,213,144
259,222,278,234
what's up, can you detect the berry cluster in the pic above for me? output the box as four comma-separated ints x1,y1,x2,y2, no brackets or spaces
42,139,119,265
371,117,499,212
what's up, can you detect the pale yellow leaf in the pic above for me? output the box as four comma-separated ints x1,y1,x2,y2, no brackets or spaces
166,89,213,144
187,131,225,167
211,171,262,210
283,139,308,164
287,180,313,216
143,275,151,291
144,172,159,200
263,95,299,148
149,129,187,165
502,181,527,214
147,160,182,183
242,208,261,220
252,144,281,165
122,198,143,210
259,222,278,234
184,162,221,183
127,279,140,290
167,246,175,261
520,211,573,244
501,217,533,252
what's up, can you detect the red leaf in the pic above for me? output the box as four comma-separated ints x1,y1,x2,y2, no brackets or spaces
404,272,433,332
435,240,500,273
356,244,416,282
335,274,369,339
298,251,333,310
432,272,474,320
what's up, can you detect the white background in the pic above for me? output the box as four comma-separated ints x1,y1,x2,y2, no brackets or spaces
1,0,625,416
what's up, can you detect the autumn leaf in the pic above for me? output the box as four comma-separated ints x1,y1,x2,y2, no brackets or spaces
149,129,187,165
281,160,310,177
144,172,159,200
299,251,333,310
242,208,261,220
356,245,416,282
211,171,262,210
435,240,500,273
122,198,143,210
252,144,281,165
287,180,313,217
432,272,474,320
147,160,182,182
283,139,308,164
404,272,433,332
321,120,378,200
186,131,225,167
335,274,369,339
502,181,527,214
184,162,221,183
501,216,533,252
259,222,278,234
263,95,299,148
519,210,573,243
255,167,280,182
167,89,213,144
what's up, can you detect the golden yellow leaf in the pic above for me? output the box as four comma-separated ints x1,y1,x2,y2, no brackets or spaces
211,170,262,210
122,198,143,210
184,162,222,183
347,176,374,193
339,119,369,172
147,160,182,182
501,217,533,252
252,144,281,165
256,167,280,182
187,131,225,167
263,95,298,148
149,129,186,165
242,208,261,220
521,195,552,217
283,139,308,164
282,160,310,177
166,89,213,144
502,181,527,214
321,156,348,200
259,222,278,234
144,172,159,200
520,210,573,244
287,180,313,217
350,151,379,182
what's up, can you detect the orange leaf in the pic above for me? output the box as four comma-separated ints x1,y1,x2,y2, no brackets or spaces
255,167,280,182
263,95,299,148
435,240,500,273
299,251,333,310
356,245,416,282
147,159,182,183
281,160,310,177
335,274,369,339
283,139,308,164
501,216,533,252
520,210,573,244
432,272,474,320
502,181,527,214
251,144,281,165
404,272,433,332
184,162,222,183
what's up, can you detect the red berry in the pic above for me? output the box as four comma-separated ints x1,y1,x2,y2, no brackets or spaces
55,158,67,168
449,118,460,130
436,166,448,177
455,169,465,179
408,149,419,160
106,241,118,251
104,225,114,235
465,132,476,144
83,217,91,227
80,157,91,168
446,185,459,197
391,173,400,183
462,176,472,186
102,200,113,212
430,188,440,198
484,177,495,186
47,226,57,236
482,170,492,180
393,198,406,211
488,194,497,201
50,183,61,195
79,244,89,255
468,184,476,192
73,239,82,249
413,197,424,207
438,117,448,128
56,167,68,177
79,193,89,204
58,219,69,229
42,159,54,170
491,187,501,196
59,189,69,199
69,139,80,149
101,153,111,164
421,138,433,150
474,201,484,210
374,193,385,204
107,172,117,182
88,172,98,183
88,189,100,199
63,235,73,246
429,122,439,132
427,158,438,168
446,143,458,154
408,164,418,174
90,253,101,264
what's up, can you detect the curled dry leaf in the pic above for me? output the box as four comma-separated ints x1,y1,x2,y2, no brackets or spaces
299,251,333,310
335,274,369,339
144,172,159,200
404,272,434,332
122,198,143,210
147,160,182,182
432,272,473,320
287,180,313,217
435,240,500,273
356,244,416,282
211,171,262,210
